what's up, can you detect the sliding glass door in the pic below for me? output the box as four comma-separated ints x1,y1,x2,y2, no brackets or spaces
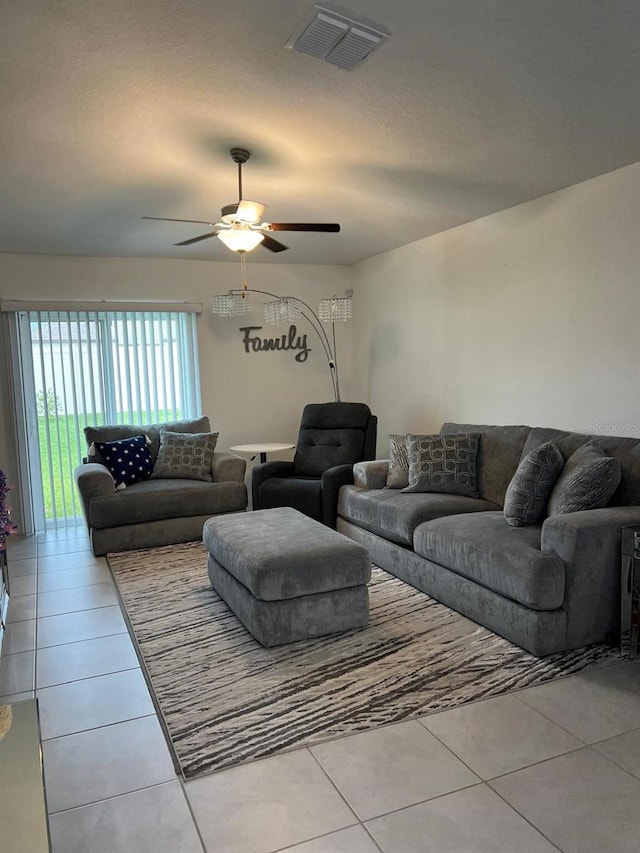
16,309,201,531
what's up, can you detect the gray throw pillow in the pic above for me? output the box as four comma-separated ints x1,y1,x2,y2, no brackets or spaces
503,442,564,527
547,443,621,515
151,430,219,482
401,433,480,498
385,434,409,489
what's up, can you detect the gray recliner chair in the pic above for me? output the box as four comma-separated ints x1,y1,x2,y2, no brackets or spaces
252,402,377,528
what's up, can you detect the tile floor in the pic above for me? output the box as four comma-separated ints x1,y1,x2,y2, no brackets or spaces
3,531,640,852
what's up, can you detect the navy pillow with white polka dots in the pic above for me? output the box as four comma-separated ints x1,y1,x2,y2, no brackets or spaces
95,434,154,488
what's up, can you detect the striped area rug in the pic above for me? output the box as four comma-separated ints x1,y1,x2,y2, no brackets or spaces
108,541,620,780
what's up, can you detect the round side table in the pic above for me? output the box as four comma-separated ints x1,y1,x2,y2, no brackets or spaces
230,443,295,464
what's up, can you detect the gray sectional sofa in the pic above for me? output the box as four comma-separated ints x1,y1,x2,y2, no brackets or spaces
337,422,640,656
75,416,247,555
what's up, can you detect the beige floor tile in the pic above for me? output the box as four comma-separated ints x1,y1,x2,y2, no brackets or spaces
37,564,112,592
37,582,118,617
186,749,355,853
2,618,36,654
0,650,35,697
517,659,640,743
38,551,104,572
367,783,558,852
421,692,583,779
7,557,38,577
9,575,37,596
593,726,640,779
37,605,126,648
276,825,381,853
43,715,176,812
0,690,34,703
38,668,154,739
6,594,36,624
48,781,203,853
36,633,138,688
311,719,478,820
490,747,640,853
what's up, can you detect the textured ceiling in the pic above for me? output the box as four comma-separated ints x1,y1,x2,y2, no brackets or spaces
1,0,639,265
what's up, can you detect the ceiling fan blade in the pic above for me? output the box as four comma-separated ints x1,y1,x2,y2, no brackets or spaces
174,230,220,246
260,234,289,253
142,216,217,226
267,223,341,232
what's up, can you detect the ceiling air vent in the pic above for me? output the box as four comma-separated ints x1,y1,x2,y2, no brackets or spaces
286,6,388,71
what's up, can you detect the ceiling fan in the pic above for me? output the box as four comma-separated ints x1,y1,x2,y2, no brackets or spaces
142,147,340,254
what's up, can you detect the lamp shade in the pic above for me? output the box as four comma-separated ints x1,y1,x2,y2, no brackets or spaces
318,295,352,322
217,229,265,252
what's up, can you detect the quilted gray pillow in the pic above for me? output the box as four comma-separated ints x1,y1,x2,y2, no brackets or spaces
547,443,621,516
503,442,564,527
151,430,219,482
401,433,480,498
385,434,409,489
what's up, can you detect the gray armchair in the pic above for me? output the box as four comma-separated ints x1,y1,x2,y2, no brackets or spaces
74,417,247,555
252,402,377,528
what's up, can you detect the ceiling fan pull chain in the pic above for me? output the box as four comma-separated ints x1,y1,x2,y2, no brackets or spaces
240,252,248,290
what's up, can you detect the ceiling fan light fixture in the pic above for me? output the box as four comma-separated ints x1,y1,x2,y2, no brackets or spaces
217,228,265,252
220,200,266,225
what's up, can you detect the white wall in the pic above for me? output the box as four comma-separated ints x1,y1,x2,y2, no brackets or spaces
352,162,640,452
0,254,353,529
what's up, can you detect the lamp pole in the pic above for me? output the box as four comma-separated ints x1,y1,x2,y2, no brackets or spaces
227,288,343,402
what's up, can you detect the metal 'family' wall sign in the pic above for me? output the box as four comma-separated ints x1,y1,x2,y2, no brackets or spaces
238,325,311,363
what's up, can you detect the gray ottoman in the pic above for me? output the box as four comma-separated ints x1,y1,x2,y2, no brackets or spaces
203,507,371,646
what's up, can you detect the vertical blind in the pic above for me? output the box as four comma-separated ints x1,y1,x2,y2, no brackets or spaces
18,309,201,529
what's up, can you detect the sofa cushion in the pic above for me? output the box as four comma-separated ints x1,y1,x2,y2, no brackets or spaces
85,417,211,465
94,434,154,488
402,433,480,498
151,430,218,481
522,426,640,507
441,423,531,506
89,478,247,529
338,484,500,546
413,511,565,610
547,444,621,515
385,434,410,489
503,442,564,527
257,477,323,522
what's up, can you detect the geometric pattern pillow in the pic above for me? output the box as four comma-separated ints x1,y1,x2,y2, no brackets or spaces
401,433,480,498
94,434,154,489
503,442,564,527
385,434,410,489
547,443,621,516
151,430,219,482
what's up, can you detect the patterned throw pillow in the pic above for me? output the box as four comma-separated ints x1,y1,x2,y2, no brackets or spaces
94,434,154,489
385,434,410,489
547,443,621,515
151,430,219,482
503,442,564,527
401,433,480,498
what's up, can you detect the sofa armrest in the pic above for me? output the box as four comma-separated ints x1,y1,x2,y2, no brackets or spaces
252,460,296,510
212,451,246,483
321,464,356,528
541,505,640,646
353,460,389,491
74,463,117,531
